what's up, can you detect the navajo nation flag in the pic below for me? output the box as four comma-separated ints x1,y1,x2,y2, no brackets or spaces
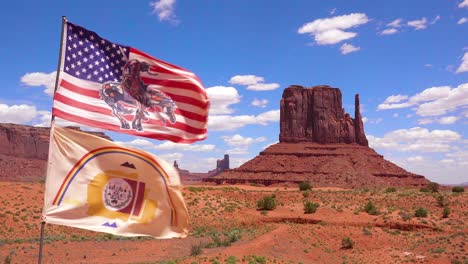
43,124,188,238
53,21,209,143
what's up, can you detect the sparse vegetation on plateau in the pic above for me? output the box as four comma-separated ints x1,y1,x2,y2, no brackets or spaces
303,201,319,214
256,195,277,211
452,186,464,193
298,181,312,191
341,237,354,249
364,200,379,215
415,207,428,218
427,182,440,193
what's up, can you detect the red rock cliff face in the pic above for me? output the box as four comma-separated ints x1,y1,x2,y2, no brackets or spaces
0,123,112,181
280,85,368,146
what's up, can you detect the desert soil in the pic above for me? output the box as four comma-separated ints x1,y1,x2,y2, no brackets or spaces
0,182,466,264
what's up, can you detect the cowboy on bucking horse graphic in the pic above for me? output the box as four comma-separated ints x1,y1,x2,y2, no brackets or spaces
100,59,177,131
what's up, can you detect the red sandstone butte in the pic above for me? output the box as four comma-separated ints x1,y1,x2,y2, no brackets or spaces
209,85,429,188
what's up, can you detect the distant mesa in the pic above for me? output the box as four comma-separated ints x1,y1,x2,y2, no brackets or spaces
174,154,229,184
207,85,429,188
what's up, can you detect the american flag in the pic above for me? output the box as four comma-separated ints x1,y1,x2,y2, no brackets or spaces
53,21,209,143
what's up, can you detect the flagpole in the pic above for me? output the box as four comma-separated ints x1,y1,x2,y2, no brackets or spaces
38,15,67,264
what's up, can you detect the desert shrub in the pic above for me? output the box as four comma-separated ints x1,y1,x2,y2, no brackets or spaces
452,186,464,193
385,187,397,193
225,228,242,244
420,187,430,193
415,207,428,218
399,211,412,221
226,256,238,264
304,202,319,214
302,190,311,198
427,182,440,193
364,201,379,215
442,206,450,218
435,194,448,207
362,228,372,236
190,243,202,256
299,181,312,191
341,237,354,249
257,195,276,211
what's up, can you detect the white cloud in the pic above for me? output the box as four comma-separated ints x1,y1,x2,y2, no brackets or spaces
229,74,280,91
387,18,403,28
393,113,399,118
159,152,184,161
458,17,468,24
424,64,433,68
383,94,409,104
119,138,215,152
380,28,398,35
247,83,280,91
20,71,57,96
340,43,360,54
205,86,241,115
330,8,337,15
377,83,467,117
459,0,468,8
430,15,440,25
416,83,468,116
407,17,428,30
297,13,369,45
438,116,459,124
229,75,264,86
362,117,368,123
149,0,179,24
456,52,468,73
251,98,268,108
0,104,38,123
407,156,424,162
222,134,266,147
368,127,461,153
209,110,280,131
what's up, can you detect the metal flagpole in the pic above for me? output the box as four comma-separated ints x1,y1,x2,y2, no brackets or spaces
38,15,67,264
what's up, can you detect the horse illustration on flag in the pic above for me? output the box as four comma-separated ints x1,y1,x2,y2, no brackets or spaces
99,59,177,131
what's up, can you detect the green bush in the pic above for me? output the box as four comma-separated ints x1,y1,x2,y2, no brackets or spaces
435,194,448,207
257,195,276,211
364,201,379,215
415,207,428,218
385,187,397,193
427,182,440,193
341,237,354,249
299,181,312,191
420,187,430,193
302,190,311,198
304,202,319,214
452,186,464,193
442,206,450,218
190,243,202,256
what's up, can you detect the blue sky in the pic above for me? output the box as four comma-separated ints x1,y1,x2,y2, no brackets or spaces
1,0,467,184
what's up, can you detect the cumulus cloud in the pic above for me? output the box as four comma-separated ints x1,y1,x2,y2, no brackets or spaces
251,98,268,108
209,110,280,131
380,28,398,35
340,43,360,54
368,127,461,153
458,17,468,24
0,104,38,123
456,52,468,73
407,17,428,30
119,138,215,152
438,116,459,124
205,86,241,115
229,75,264,86
407,156,424,162
21,71,57,96
149,0,179,24
229,75,280,91
222,134,266,147
297,13,369,45
459,0,468,8
378,83,467,117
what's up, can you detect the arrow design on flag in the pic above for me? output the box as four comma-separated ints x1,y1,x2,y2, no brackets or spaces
102,222,118,228
121,162,136,169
